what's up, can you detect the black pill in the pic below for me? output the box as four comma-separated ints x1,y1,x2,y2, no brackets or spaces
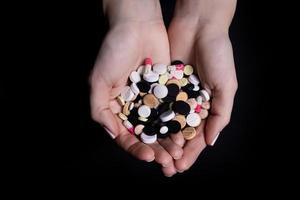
133,94,142,103
127,107,139,126
143,125,157,136
166,120,181,134
150,108,158,117
148,108,159,121
137,81,151,93
157,102,171,114
162,95,176,103
172,100,191,115
181,83,194,92
171,60,184,65
167,84,180,97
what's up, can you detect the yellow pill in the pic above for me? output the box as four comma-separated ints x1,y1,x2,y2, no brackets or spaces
176,91,188,101
118,112,128,121
182,127,197,140
184,65,194,76
116,96,125,106
179,77,188,86
122,102,131,116
159,73,169,85
166,79,181,88
173,115,186,129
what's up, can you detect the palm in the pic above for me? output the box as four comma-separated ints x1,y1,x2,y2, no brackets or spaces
168,19,237,171
91,21,183,176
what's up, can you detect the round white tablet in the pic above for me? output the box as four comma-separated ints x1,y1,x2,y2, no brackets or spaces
159,126,169,134
153,63,167,75
168,65,176,72
196,96,203,104
138,105,151,118
188,74,200,85
193,85,200,91
141,132,157,144
120,86,134,102
149,83,159,93
186,113,201,127
130,71,141,83
153,84,168,99
159,110,175,122
200,89,210,102
130,82,140,95
137,65,145,75
143,71,159,83
173,70,184,79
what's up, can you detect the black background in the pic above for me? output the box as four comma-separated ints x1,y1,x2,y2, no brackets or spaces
3,0,291,188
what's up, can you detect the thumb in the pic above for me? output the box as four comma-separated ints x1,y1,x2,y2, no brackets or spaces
90,76,120,139
205,88,235,146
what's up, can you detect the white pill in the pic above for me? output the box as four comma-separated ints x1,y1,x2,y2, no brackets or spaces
137,65,145,75
168,65,176,72
144,64,152,74
193,85,200,91
129,102,134,110
188,74,200,85
160,110,175,122
130,82,140,95
120,86,135,102
153,84,168,99
143,71,159,83
186,113,201,127
130,71,141,83
141,132,157,144
123,120,133,129
196,96,203,104
149,83,159,93
160,126,169,134
173,70,184,79
200,89,210,102
153,63,167,75
138,105,151,118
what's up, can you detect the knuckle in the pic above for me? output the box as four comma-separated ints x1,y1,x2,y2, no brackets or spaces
177,159,190,171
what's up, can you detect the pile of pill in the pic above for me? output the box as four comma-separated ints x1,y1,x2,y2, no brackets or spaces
116,58,211,144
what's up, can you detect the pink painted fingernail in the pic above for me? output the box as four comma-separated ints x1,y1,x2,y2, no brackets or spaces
211,132,220,146
103,127,116,139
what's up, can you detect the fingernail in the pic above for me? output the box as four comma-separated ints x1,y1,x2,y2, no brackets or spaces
165,173,174,178
162,163,171,168
177,170,184,173
103,127,116,139
211,132,220,146
146,157,155,162
174,156,181,160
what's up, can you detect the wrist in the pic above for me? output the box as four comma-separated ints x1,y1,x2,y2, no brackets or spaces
103,0,164,27
172,0,236,33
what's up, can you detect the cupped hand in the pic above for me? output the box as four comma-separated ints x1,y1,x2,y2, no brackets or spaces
168,17,238,172
90,20,183,176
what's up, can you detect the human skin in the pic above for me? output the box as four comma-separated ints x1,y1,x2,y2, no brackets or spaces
90,0,238,177
90,0,183,177
166,0,238,175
